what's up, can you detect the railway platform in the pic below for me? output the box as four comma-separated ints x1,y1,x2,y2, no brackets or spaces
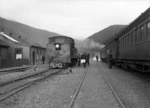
0,63,48,72
0,65,32,72
0,60,122,108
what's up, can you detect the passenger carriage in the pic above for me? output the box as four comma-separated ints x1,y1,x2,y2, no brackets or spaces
101,8,150,72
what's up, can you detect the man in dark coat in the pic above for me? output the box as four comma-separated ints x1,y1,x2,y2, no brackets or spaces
42,55,45,64
77,54,81,67
108,50,113,69
96,55,99,62
86,53,90,65
80,52,87,68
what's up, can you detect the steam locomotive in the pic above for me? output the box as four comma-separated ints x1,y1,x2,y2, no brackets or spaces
46,36,77,68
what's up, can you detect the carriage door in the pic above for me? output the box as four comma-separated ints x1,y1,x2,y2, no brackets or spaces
0,49,1,68
32,51,35,65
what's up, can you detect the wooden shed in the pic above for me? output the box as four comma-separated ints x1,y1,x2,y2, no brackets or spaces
0,31,45,68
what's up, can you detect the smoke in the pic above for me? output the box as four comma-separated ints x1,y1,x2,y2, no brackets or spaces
75,38,105,53
82,39,104,49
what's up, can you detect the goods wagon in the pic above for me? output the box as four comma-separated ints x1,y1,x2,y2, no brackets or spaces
46,36,77,68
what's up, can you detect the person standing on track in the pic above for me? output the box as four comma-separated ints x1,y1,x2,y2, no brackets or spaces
80,52,87,68
42,55,45,64
86,53,90,65
77,53,81,67
96,55,99,62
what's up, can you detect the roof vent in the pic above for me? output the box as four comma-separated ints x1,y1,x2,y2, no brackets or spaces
9,33,12,37
19,35,21,39
1,28,4,32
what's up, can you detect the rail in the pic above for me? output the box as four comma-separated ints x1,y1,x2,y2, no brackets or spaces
0,69,62,102
68,69,88,108
97,64,125,108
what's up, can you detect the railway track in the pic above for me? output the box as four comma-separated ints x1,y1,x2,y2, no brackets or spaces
0,66,33,76
0,65,33,72
0,64,48,76
68,69,88,108
0,68,62,102
67,65,125,108
97,64,125,108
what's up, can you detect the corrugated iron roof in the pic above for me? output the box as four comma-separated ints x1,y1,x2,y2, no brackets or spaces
0,32,45,48
0,32,19,43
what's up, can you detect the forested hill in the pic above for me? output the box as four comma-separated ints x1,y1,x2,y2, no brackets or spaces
0,17,60,47
88,25,126,44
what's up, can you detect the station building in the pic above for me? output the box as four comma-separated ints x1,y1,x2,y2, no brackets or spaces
0,27,46,68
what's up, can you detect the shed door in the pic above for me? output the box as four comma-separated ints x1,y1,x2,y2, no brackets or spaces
0,48,1,68
0,55,2,68
32,51,35,65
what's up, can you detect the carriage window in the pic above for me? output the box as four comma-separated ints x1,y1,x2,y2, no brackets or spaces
128,33,130,45
15,48,23,59
123,36,125,47
124,37,125,47
122,38,124,47
124,36,126,46
131,31,133,44
125,35,127,46
133,30,135,44
147,22,150,39
122,38,123,47
140,26,144,41
135,29,138,43
120,40,122,47
127,35,129,45
120,39,122,47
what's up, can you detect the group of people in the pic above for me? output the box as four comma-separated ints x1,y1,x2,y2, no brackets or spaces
77,52,90,68
41,50,113,69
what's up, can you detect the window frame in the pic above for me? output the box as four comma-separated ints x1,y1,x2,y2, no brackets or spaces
15,48,23,60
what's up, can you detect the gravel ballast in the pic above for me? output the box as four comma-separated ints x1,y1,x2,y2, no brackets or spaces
0,61,120,108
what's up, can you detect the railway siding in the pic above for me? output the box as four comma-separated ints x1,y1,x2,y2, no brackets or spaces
0,61,124,108
0,67,84,108
98,62,150,108
72,62,119,108
0,64,49,83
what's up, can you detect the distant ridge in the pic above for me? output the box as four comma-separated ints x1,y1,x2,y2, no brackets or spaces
0,17,60,47
88,25,127,44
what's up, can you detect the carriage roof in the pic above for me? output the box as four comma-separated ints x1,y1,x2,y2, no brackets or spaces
48,36,74,41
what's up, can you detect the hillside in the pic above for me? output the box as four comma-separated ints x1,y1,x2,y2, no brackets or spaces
0,17,60,47
88,25,126,45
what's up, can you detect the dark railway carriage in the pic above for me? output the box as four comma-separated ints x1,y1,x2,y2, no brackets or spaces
101,7,150,72
117,8,150,72
46,36,77,68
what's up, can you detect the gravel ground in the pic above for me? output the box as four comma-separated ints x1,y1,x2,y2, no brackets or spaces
0,67,84,108
99,62,150,108
0,64,49,83
74,61,119,108
0,61,120,108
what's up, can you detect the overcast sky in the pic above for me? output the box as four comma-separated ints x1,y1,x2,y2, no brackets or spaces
0,0,149,40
